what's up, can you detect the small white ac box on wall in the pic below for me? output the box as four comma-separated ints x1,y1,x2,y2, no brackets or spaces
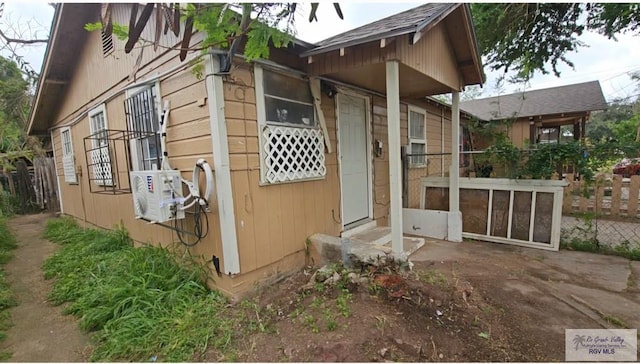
129,170,185,223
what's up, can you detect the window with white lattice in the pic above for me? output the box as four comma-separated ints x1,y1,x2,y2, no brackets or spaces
255,65,326,184
125,84,162,171
408,105,427,167
88,104,113,186
60,127,77,184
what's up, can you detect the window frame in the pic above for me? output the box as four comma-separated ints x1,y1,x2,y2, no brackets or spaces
88,104,113,186
125,82,163,171
60,127,77,184
407,105,428,168
255,64,326,185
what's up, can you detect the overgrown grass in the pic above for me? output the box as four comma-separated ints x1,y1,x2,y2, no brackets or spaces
0,217,18,359
0,192,19,218
561,238,640,261
43,217,238,362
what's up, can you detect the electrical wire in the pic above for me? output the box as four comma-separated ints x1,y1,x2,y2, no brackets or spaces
174,196,210,247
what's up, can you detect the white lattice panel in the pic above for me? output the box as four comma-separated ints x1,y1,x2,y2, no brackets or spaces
91,147,113,186
262,125,326,183
62,155,77,183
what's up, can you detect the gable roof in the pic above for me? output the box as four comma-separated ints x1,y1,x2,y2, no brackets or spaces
460,81,608,121
301,3,457,57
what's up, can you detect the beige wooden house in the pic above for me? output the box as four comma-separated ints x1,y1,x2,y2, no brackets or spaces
461,81,608,148
28,3,483,299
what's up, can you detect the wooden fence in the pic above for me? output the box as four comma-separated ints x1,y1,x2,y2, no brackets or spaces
563,173,640,219
33,156,59,212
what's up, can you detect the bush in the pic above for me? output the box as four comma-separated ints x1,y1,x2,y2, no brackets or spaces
43,218,236,362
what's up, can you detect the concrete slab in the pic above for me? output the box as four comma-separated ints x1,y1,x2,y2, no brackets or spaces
522,250,632,292
351,227,391,246
309,232,425,266
630,261,640,292
550,281,640,329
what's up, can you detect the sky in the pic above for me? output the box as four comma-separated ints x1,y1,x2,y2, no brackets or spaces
3,1,640,103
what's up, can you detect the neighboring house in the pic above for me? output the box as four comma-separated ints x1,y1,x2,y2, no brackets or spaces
28,3,483,298
461,81,608,148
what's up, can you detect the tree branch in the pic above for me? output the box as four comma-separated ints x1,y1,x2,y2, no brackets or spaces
0,28,48,44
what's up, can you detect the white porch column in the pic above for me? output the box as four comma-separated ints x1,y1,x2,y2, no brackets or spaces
448,91,462,242
386,60,403,255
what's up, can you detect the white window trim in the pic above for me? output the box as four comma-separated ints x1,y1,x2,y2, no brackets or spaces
88,104,113,186
126,82,163,171
408,105,427,168
255,64,327,185
60,127,77,184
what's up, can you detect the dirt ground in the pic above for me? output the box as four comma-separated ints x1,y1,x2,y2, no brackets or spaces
0,213,637,362
0,213,90,361
230,239,639,362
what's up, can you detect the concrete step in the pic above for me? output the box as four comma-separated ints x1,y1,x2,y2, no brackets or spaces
308,232,425,267
350,227,391,246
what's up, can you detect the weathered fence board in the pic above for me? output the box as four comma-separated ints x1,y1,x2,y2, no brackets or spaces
563,173,640,219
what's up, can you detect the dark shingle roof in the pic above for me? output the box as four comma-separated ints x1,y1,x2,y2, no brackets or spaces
301,3,457,57
460,81,608,121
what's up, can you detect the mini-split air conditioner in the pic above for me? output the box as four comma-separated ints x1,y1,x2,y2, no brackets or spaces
130,170,185,223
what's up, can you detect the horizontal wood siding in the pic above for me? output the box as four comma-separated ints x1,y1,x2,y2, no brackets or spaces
224,62,341,274
54,3,201,126
48,12,247,292
509,120,530,148
396,24,462,90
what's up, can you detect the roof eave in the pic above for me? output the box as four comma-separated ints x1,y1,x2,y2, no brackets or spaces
299,27,415,58
462,3,485,85
27,3,62,136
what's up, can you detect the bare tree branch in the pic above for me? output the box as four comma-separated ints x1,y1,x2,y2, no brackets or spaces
0,28,48,44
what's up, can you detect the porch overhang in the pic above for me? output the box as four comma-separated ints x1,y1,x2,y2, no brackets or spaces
301,3,485,255
301,3,484,96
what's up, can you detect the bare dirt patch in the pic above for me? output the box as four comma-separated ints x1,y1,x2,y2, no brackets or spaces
224,254,601,362
0,214,90,361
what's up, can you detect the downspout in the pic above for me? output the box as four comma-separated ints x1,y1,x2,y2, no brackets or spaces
204,53,240,275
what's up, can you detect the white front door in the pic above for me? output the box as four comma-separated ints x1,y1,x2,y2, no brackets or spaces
338,94,370,226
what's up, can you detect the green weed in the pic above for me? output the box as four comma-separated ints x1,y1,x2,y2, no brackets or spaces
336,289,352,318
0,218,17,359
417,269,448,286
43,217,237,362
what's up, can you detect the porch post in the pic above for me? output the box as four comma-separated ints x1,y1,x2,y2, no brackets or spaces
448,91,462,242
386,60,403,255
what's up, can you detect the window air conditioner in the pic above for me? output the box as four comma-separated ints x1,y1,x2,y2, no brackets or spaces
129,170,185,223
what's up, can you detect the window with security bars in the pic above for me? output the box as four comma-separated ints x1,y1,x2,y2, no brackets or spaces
60,127,77,183
124,85,162,171
88,105,113,185
408,106,427,167
256,65,325,184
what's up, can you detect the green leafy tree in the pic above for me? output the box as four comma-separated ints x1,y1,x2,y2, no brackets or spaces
472,3,640,81
0,56,42,194
587,100,636,142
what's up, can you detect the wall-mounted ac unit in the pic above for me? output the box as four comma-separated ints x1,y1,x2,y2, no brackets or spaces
130,170,185,223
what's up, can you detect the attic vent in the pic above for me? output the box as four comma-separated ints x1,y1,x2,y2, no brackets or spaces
101,30,114,56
